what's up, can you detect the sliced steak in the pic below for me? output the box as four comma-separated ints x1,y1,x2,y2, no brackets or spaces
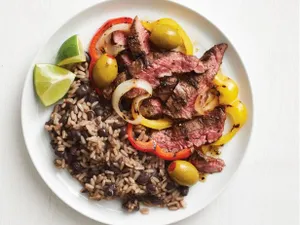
164,43,228,119
116,50,133,72
154,76,179,101
151,107,226,152
127,57,145,75
103,72,128,99
128,16,150,58
190,150,225,173
111,30,128,46
125,88,147,99
140,98,163,119
128,52,205,89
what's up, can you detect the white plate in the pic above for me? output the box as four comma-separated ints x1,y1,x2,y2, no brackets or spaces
21,1,253,224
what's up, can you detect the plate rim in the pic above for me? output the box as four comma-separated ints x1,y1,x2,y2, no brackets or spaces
21,0,254,224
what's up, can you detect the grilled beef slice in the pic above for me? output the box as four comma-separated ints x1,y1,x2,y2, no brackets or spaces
128,51,205,89
163,43,228,119
190,150,225,173
140,98,163,119
154,76,179,101
127,16,150,58
151,107,226,152
125,51,205,99
116,50,133,72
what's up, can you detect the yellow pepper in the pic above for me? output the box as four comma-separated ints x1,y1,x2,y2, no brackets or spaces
214,72,239,105
211,100,247,146
142,18,194,55
209,71,247,146
131,95,173,130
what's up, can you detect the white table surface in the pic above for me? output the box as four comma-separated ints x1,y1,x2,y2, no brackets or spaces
0,0,298,224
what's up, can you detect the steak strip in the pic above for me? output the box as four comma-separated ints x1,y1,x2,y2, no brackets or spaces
190,150,225,173
128,51,205,89
151,107,226,152
163,43,228,119
127,16,150,58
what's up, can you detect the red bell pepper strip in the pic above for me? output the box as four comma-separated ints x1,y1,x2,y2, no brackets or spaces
154,145,192,161
127,124,192,160
88,17,133,79
127,123,156,152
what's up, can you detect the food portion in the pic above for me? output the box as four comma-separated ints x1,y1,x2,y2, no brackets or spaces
38,15,247,213
34,64,75,106
149,24,182,50
56,35,86,66
168,160,199,186
92,53,118,88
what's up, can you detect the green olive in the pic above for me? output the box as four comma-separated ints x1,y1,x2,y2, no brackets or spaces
150,24,182,50
168,160,199,186
93,53,118,89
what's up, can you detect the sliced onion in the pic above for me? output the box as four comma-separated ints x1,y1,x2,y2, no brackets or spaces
112,79,153,124
195,89,219,115
97,23,131,56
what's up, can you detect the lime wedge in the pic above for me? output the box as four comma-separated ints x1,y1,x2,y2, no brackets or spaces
34,64,75,106
56,35,86,66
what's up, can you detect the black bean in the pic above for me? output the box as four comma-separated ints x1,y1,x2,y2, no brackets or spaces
119,126,127,137
146,183,157,194
65,153,74,165
81,130,90,139
68,147,78,156
122,167,131,174
59,114,68,125
102,111,112,121
81,188,88,193
69,129,81,142
85,51,91,64
136,172,150,185
109,166,121,174
112,122,125,129
98,128,108,137
50,140,57,149
104,184,116,197
64,102,74,111
54,150,65,158
148,196,162,205
71,161,82,174
50,133,57,141
137,151,145,158
87,167,104,178
179,186,189,196
166,182,176,190
45,119,53,126
88,95,99,104
94,107,104,117
87,111,95,120
76,84,91,98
